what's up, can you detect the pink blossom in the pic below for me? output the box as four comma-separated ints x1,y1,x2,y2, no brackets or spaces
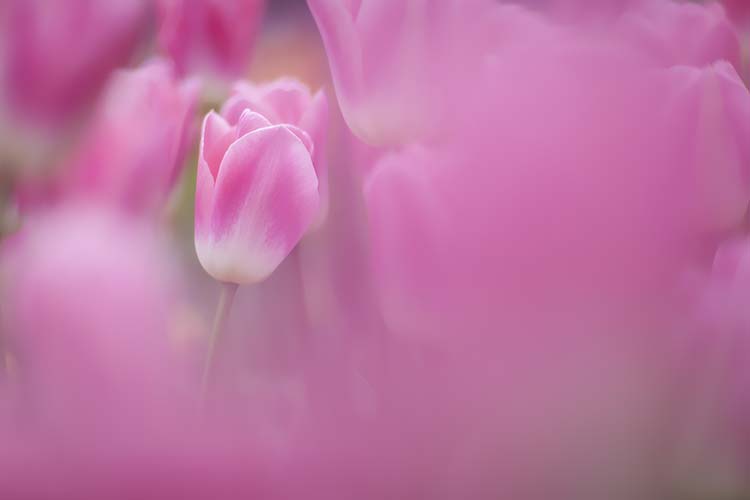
62,60,200,214
195,108,320,284
222,79,329,228
157,0,265,79
306,0,497,146
2,0,148,125
0,205,280,498
0,205,188,432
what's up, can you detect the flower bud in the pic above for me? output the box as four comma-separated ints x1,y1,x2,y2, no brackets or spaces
195,109,319,284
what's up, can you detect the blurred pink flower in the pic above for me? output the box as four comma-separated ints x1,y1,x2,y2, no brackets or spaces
306,0,496,146
63,59,200,214
0,205,281,499
195,109,319,284
0,205,188,432
2,0,148,125
157,0,265,79
222,79,329,228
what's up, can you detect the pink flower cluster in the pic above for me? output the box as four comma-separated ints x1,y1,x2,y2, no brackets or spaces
1,0,750,498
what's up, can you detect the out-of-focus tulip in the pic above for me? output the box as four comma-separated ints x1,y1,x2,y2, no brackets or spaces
0,206,186,430
63,60,199,214
306,0,495,146
2,0,147,125
195,109,319,284
222,79,329,228
157,0,265,79
0,206,281,499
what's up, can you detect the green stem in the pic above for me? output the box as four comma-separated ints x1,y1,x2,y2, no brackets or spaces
201,282,239,399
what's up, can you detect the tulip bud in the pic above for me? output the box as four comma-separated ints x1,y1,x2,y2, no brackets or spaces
221,79,329,227
195,109,319,284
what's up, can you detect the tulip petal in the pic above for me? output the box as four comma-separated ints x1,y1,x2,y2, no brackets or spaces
255,79,313,125
237,109,273,137
660,62,750,235
200,111,234,181
283,125,314,156
196,111,234,238
307,0,363,104
221,89,276,125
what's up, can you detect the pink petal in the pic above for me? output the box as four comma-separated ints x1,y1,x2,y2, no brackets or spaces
662,62,750,234
196,111,234,238
283,125,314,156
200,111,234,181
236,109,273,137
255,79,313,125
306,0,363,105
221,92,274,125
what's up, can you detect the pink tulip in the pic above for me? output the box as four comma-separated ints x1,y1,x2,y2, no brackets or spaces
222,79,329,227
2,0,148,125
0,205,187,430
195,108,320,284
306,0,496,146
157,0,265,79
0,205,281,499
63,60,199,214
